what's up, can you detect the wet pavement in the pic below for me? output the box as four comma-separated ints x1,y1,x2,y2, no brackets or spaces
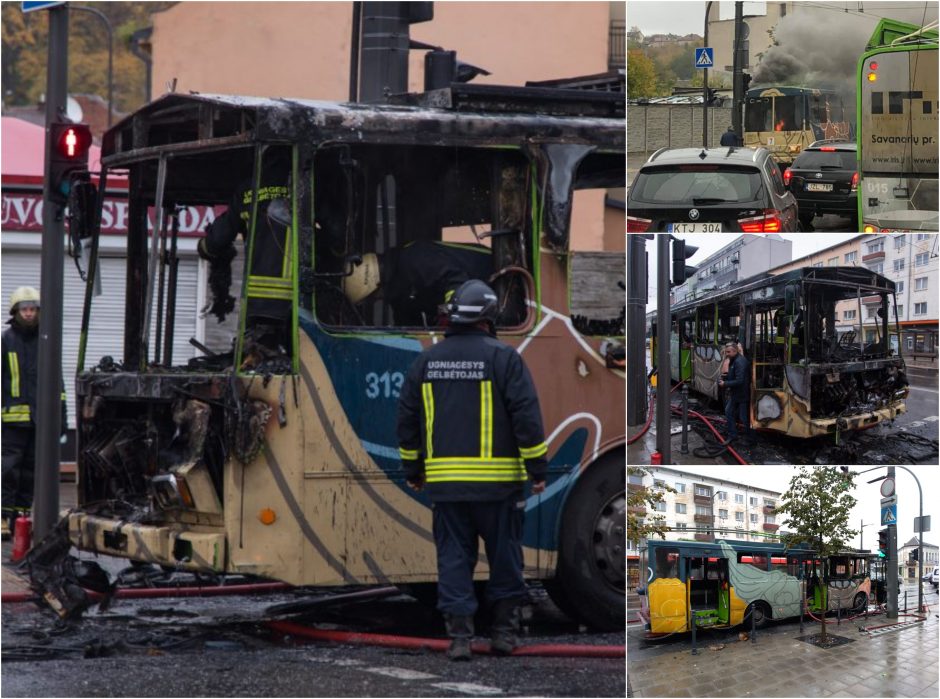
628,586,940,698
627,373,939,466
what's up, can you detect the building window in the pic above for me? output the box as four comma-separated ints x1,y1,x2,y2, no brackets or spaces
895,235,906,249
736,530,745,539
813,262,823,268
867,306,878,319
675,483,686,493
765,515,776,524
676,503,687,514
897,305,904,317
749,497,758,506
915,302,927,315
845,251,858,263
735,493,744,504
916,252,929,266
676,522,687,530
764,499,775,507
867,241,884,254
735,512,744,522
894,259,905,272
695,486,711,497
915,233,930,241
844,309,856,320
868,262,884,274
716,490,727,501
655,501,666,512
896,281,904,293
719,509,729,518
750,514,758,523
915,277,928,291
654,479,666,490
695,505,710,516
907,336,915,350
828,256,839,266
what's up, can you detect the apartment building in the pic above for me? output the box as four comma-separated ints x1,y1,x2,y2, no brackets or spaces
628,467,784,589
767,234,938,357
898,537,939,580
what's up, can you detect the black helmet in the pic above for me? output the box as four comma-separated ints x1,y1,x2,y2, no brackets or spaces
448,280,498,325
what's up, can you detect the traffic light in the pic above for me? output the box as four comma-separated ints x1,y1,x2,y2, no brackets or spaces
671,237,699,286
877,528,888,558
911,547,919,561
742,72,752,93
49,121,92,205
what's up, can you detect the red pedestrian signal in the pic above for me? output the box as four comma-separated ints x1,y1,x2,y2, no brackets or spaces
49,122,92,204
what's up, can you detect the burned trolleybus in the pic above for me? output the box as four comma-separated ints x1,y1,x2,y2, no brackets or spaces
659,266,907,438
49,87,626,629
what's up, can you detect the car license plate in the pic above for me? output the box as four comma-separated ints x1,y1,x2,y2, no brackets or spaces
667,223,722,232
806,183,833,192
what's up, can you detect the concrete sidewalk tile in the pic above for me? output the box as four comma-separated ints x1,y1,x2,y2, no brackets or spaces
843,682,882,697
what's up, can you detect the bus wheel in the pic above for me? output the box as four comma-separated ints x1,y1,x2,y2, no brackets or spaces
546,451,625,631
853,592,867,612
743,602,769,630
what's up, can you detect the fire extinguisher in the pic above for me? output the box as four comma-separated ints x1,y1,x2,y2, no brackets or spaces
12,511,32,562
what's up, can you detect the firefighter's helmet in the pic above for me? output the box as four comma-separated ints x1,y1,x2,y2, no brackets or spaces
343,253,380,304
448,280,498,325
9,287,40,315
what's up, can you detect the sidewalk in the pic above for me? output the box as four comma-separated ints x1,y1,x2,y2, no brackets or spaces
628,612,939,698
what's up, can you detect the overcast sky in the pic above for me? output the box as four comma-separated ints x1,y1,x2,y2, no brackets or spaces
659,465,938,553
638,233,861,312
626,0,939,37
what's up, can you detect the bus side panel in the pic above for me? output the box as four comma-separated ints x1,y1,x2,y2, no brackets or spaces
692,345,721,400
648,578,688,633
728,585,748,626
722,542,801,620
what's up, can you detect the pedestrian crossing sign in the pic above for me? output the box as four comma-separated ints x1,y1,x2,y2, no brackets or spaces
695,48,714,68
881,504,897,525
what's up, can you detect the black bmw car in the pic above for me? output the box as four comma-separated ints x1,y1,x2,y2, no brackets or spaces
627,146,800,232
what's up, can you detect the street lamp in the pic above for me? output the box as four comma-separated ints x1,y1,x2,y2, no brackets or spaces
70,6,113,127
858,520,876,552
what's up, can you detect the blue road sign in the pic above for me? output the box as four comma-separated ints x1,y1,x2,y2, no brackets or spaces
695,47,714,68
881,504,897,526
22,1,65,12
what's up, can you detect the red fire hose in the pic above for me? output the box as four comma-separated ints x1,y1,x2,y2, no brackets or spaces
265,620,624,658
670,404,749,465
627,381,688,446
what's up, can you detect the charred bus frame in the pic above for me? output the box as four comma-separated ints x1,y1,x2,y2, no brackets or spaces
46,87,626,630
660,266,908,438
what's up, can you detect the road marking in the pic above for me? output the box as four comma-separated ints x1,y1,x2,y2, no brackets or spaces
363,667,439,681
924,415,939,422
431,682,505,695
907,421,924,428
908,385,939,394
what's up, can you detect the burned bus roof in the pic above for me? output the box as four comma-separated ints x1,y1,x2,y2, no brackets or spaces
672,266,897,315
101,91,625,166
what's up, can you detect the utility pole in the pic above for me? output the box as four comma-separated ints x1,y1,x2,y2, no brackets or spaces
702,1,714,147
35,4,69,541
655,235,671,464
731,1,744,143
627,235,649,427
885,466,898,619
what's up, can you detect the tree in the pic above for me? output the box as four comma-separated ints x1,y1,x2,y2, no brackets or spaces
627,467,676,549
627,49,658,98
775,466,858,643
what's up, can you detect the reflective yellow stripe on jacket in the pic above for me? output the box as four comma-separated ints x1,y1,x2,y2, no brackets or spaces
421,382,435,459
519,442,548,459
8,352,20,398
2,405,31,423
425,457,526,483
479,380,493,459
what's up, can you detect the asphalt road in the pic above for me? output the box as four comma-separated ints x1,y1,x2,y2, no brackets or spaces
1,581,624,698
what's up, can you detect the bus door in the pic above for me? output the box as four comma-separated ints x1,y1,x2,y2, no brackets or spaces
749,304,787,429
804,558,826,612
688,555,730,627
647,546,687,633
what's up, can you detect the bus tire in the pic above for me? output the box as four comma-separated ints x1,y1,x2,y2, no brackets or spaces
743,601,770,630
853,592,867,612
546,451,625,632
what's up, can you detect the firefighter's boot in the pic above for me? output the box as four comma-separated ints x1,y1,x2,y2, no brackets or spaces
444,614,474,661
489,599,521,656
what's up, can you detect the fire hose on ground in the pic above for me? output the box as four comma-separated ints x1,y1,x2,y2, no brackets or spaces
626,380,686,446
2,582,625,659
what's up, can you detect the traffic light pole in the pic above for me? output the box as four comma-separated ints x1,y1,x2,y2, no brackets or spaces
35,5,69,541
656,235,671,464
627,235,649,427
885,466,897,619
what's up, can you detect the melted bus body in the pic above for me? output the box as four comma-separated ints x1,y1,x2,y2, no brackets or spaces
637,539,875,633
744,86,850,166
653,266,908,438
857,19,939,232
58,88,626,629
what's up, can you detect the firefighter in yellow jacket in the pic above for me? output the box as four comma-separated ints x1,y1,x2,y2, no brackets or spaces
397,280,547,660
2,287,67,537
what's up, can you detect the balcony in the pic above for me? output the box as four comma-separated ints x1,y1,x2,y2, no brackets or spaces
862,295,881,304
628,482,646,493
862,250,885,262
694,533,714,542
693,494,713,505
763,522,780,532
694,514,714,524
762,505,776,515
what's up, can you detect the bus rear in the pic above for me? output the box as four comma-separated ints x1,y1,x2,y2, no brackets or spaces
858,20,939,232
